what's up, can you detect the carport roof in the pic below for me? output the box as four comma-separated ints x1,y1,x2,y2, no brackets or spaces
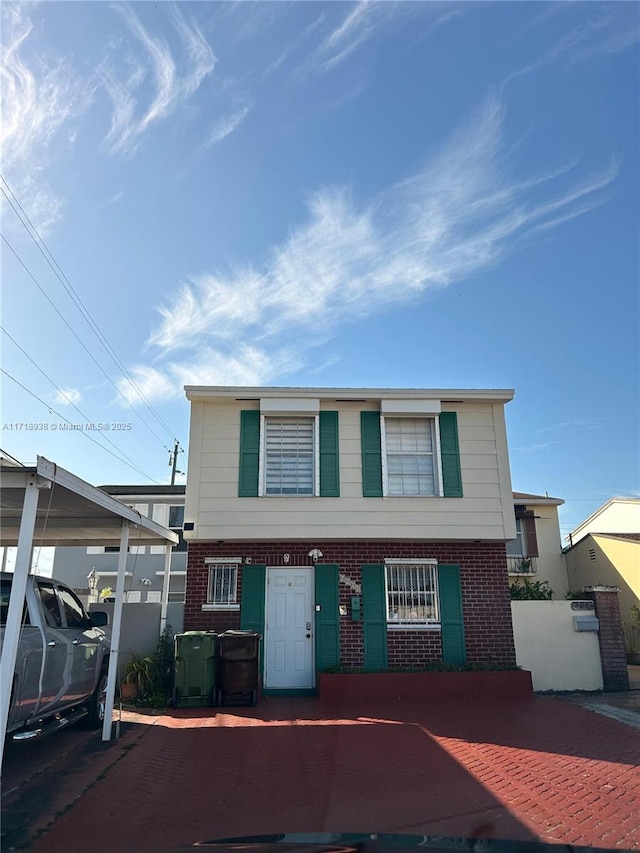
0,457,178,547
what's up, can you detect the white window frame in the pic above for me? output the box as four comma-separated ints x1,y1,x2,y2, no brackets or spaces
384,559,440,629
203,558,240,611
258,414,319,497
506,518,526,556
381,416,443,497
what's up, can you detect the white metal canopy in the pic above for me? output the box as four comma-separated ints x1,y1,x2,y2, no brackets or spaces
0,456,178,770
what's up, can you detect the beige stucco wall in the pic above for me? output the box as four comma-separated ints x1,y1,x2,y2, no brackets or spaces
565,535,640,623
185,397,515,541
511,601,603,691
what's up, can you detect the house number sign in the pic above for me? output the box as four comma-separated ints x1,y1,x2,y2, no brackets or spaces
339,573,362,595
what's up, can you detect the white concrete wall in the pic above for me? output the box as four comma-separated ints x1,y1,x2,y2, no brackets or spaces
511,601,603,691
185,398,515,541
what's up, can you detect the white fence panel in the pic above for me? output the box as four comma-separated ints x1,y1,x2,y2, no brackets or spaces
511,601,603,691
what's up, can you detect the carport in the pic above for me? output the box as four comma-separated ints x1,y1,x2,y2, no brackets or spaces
0,456,178,768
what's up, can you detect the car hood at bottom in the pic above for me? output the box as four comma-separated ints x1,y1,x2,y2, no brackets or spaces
163,831,621,853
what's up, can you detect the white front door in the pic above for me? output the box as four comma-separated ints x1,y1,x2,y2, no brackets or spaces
265,567,315,689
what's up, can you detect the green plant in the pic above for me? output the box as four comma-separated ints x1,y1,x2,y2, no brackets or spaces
509,579,554,600
121,627,175,708
99,587,113,601
120,652,156,693
320,662,521,674
565,589,586,600
623,605,640,654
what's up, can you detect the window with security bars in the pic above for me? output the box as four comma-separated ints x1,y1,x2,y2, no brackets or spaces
385,563,439,624
384,418,436,496
207,565,238,606
264,417,315,495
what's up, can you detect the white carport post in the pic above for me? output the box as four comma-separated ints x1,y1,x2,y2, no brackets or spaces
0,475,43,769
101,521,130,742
159,543,172,634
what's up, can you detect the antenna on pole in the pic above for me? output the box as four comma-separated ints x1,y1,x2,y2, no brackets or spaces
168,440,184,485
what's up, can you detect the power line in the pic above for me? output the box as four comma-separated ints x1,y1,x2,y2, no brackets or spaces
0,367,161,484
0,447,25,466
0,174,178,444
1,325,157,482
0,232,172,451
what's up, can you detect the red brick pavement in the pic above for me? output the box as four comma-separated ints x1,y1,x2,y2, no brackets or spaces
29,696,640,853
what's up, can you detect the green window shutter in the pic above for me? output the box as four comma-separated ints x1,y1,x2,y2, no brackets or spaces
314,564,340,670
238,410,260,497
437,564,466,664
240,564,266,670
439,412,463,497
360,411,383,497
319,411,340,497
362,564,388,671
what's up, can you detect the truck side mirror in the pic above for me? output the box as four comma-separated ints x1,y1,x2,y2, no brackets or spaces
91,611,109,627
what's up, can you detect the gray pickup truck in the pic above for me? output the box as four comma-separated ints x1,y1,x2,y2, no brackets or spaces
0,572,111,740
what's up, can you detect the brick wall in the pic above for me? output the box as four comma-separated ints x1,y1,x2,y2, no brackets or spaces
186,540,516,667
585,588,630,691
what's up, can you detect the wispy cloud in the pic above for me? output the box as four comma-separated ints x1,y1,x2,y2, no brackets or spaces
515,442,559,454
203,103,252,147
102,4,216,155
537,418,599,434
0,5,93,232
504,6,639,91
116,347,299,404
301,1,442,77
53,387,83,406
126,93,616,402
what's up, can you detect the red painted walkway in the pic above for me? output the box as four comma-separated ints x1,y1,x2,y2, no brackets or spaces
28,696,640,852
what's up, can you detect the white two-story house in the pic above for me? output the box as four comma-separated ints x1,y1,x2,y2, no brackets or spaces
183,386,518,694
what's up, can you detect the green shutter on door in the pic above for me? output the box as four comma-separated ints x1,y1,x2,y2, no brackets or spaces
238,410,260,497
362,564,388,671
437,564,466,664
240,564,266,670
314,564,340,670
439,412,463,498
361,412,383,497
319,411,340,497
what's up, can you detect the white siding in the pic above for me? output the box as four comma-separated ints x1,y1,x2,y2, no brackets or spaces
185,397,515,542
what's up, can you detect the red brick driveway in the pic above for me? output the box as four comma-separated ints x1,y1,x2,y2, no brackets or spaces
24,695,640,852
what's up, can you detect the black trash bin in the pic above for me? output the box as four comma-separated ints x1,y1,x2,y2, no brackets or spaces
217,630,261,707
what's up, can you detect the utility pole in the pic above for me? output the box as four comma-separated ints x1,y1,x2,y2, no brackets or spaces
168,440,183,485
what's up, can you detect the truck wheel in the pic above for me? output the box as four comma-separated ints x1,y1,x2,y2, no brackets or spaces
83,669,108,729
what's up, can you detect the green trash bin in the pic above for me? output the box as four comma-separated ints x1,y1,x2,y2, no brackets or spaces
173,631,217,708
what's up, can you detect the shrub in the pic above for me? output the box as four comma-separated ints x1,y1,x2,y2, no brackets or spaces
509,579,554,600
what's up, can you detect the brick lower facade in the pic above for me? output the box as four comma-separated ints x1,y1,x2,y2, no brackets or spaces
585,588,630,691
185,540,516,668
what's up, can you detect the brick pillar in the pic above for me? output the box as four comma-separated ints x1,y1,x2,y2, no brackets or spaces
584,587,630,691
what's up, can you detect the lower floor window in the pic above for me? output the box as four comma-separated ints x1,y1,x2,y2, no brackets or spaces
385,561,438,625
208,564,238,606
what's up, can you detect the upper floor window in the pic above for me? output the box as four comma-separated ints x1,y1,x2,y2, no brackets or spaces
361,411,462,498
168,504,187,551
263,417,316,496
506,518,526,556
383,418,438,496
239,409,340,498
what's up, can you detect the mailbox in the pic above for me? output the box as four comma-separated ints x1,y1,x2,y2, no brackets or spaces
573,615,600,632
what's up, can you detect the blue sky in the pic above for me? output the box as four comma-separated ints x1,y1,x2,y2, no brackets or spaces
1,0,638,543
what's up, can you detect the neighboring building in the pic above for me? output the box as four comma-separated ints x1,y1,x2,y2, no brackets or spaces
564,498,640,624
509,492,567,598
51,485,186,605
183,385,519,693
